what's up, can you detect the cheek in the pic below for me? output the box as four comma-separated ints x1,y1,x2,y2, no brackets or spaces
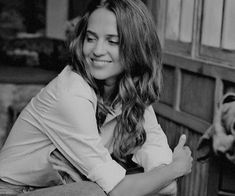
111,48,120,62
82,42,91,57
113,62,124,75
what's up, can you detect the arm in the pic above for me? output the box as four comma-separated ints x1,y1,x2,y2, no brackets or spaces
49,135,192,196
46,86,191,195
131,106,177,195
157,181,177,196
44,89,125,193
49,152,176,195
148,166,177,196
109,165,177,196
109,135,192,196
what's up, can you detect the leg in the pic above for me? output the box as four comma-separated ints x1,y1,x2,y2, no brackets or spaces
18,182,107,196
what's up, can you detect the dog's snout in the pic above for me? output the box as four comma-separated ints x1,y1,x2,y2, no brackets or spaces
231,120,235,135
216,150,225,156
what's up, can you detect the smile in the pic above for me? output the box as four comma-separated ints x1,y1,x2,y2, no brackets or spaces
91,59,112,66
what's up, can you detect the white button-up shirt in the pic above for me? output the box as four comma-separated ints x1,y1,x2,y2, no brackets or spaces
0,66,172,193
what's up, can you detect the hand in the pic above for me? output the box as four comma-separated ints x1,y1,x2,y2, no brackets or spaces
48,149,83,184
172,135,193,177
226,151,235,164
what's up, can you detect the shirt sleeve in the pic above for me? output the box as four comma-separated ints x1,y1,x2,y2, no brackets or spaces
40,87,126,193
132,106,173,172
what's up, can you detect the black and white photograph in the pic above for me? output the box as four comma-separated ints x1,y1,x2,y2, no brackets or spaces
0,0,234,196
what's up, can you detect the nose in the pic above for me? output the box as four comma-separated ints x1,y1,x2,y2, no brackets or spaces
216,150,225,157
93,40,106,56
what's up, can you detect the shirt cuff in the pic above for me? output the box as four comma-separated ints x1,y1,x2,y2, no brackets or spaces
132,147,173,172
87,160,126,193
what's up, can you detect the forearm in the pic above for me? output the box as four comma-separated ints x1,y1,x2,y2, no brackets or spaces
157,181,177,195
109,163,179,196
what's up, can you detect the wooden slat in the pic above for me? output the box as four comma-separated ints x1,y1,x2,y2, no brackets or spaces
218,191,235,196
149,0,167,47
207,157,221,196
153,102,210,134
179,0,195,43
214,78,223,121
46,0,69,39
173,68,181,111
161,65,175,106
221,0,235,50
200,45,235,66
165,0,181,40
191,0,203,58
164,39,191,55
162,52,235,83
201,0,223,47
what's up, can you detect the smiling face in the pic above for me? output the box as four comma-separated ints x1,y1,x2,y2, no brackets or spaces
83,8,123,86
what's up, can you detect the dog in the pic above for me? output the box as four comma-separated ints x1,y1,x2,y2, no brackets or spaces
197,92,235,164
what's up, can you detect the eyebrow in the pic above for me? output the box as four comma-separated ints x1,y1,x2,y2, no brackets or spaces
86,30,119,38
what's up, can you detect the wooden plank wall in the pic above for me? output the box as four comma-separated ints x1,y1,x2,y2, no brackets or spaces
146,0,235,195
153,54,235,196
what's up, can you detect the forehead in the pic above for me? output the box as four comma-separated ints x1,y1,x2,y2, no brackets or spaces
87,8,118,35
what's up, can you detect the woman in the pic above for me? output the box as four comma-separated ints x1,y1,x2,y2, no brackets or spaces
0,0,192,195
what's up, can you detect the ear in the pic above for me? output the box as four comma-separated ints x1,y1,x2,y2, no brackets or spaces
222,92,235,104
196,126,214,162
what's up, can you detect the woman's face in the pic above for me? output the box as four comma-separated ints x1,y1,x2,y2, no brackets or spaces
83,8,123,86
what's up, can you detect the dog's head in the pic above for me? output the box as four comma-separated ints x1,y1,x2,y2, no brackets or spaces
220,93,235,135
197,93,235,163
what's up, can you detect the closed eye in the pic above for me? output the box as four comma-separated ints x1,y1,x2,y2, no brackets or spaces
107,36,119,45
108,40,119,45
85,31,97,42
86,35,96,42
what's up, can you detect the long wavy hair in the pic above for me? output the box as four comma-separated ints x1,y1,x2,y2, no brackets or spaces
69,0,162,161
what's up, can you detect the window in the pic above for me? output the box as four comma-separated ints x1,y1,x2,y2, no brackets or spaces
0,0,69,72
0,0,46,38
200,0,235,66
164,0,194,56
148,0,235,66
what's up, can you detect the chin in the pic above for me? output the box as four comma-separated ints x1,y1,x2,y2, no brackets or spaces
91,74,108,81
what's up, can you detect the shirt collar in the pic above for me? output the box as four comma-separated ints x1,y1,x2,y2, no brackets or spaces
103,104,122,125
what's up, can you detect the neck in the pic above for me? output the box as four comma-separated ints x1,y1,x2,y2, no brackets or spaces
103,83,115,104
99,75,121,105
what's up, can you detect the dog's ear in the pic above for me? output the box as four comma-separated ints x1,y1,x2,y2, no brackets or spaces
196,126,214,162
222,93,235,104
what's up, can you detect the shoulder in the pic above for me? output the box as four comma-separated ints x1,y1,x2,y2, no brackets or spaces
57,65,97,104
143,105,159,129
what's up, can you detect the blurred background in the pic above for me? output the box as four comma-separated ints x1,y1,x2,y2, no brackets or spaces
0,0,235,196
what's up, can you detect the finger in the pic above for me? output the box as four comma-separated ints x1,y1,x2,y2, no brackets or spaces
191,157,194,162
183,146,192,155
48,156,67,167
176,134,187,149
49,157,78,174
53,165,81,182
226,153,235,161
